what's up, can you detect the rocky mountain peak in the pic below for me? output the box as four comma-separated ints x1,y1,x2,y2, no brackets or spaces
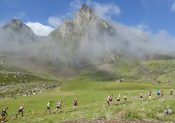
75,4,96,22
0,19,37,44
3,19,33,33
50,4,112,39
79,4,93,15
10,19,23,28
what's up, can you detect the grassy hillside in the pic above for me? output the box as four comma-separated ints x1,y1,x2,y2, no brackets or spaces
0,63,44,83
78,59,175,84
0,63,60,98
0,80,174,123
0,59,175,122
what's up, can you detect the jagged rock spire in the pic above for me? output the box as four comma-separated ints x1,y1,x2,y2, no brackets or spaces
75,4,96,22
50,4,111,39
79,4,93,15
10,19,23,28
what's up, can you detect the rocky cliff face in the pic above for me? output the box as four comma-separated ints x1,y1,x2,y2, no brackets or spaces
49,4,121,66
74,4,96,24
50,4,112,42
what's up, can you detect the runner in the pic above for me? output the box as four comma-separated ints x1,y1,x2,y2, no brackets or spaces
139,92,144,101
16,104,24,118
123,94,127,103
116,94,121,104
45,101,52,114
0,107,8,122
73,98,78,110
170,89,173,96
106,95,112,106
156,89,161,98
54,100,62,113
148,91,152,100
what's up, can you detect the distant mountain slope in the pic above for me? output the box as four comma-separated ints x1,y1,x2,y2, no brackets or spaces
3,19,33,34
1,19,37,45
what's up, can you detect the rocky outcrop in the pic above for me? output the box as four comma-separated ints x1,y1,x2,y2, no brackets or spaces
0,82,59,98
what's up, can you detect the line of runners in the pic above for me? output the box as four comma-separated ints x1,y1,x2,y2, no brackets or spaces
0,104,24,122
0,98,78,122
0,89,174,122
45,98,78,114
106,89,174,106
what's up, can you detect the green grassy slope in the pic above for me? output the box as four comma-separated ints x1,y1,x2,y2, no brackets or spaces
0,63,60,98
78,59,175,84
0,80,174,123
0,59,175,122
0,63,46,84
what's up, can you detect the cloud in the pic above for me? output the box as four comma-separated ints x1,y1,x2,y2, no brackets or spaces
130,24,175,52
0,21,5,27
47,0,80,28
70,0,83,10
170,1,175,12
48,16,63,27
134,23,150,31
150,30,175,51
26,22,54,36
87,1,121,20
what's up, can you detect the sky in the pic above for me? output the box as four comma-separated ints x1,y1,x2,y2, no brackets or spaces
0,0,175,37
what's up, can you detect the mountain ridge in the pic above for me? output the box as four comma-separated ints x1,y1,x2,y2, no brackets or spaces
0,4,174,70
